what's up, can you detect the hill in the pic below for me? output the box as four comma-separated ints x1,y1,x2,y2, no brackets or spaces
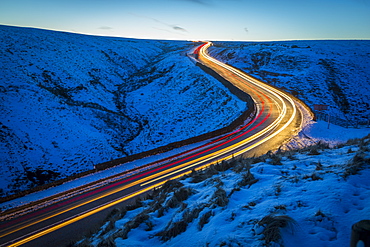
0,25,246,196
208,40,370,124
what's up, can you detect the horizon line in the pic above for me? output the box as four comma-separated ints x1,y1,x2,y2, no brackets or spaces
2,23,370,42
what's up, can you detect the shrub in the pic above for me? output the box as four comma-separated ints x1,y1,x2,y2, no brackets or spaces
156,220,188,241
237,170,258,188
190,168,217,183
342,152,368,178
157,204,207,241
286,151,298,160
346,138,361,146
127,211,149,230
165,187,193,208
303,173,323,181
115,211,150,239
250,155,266,164
71,238,92,247
243,201,257,209
125,197,143,211
105,207,123,222
315,161,323,170
308,147,320,155
274,184,282,196
160,180,184,194
183,207,203,224
198,210,213,230
315,209,326,218
215,160,233,172
274,205,287,211
301,141,330,155
359,139,370,152
100,220,116,236
232,160,249,173
97,235,115,247
257,214,297,245
267,152,283,166
212,187,229,207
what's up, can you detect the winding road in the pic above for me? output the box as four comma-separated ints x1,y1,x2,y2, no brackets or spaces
0,42,308,247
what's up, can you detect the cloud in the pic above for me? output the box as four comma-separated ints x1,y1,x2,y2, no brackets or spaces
152,27,187,36
98,26,113,30
178,0,211,5
172,25,188,32
244,27,248,33
151,18,187,32
131,13,188,33
153,24,188,35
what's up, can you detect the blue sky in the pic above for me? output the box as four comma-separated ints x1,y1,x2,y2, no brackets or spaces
1,0,369,41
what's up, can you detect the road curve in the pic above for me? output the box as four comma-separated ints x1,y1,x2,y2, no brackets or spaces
0,42,307,247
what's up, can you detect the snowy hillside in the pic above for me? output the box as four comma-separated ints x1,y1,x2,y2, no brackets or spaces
0,25,246,196
76,134,370,247
208,41,370,123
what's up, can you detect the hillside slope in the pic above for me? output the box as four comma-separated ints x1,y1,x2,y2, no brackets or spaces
208,41,370,123
0,25,246,196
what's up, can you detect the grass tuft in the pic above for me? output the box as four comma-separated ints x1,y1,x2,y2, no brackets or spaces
237,170,258,188
342,152,368,179
257,214,297,245
212,187,229,207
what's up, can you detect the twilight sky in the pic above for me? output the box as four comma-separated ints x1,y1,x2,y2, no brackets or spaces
1,0,369,41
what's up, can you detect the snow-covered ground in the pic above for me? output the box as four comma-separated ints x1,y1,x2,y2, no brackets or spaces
304,119,370,145
0,25,246,196
76,128,370,247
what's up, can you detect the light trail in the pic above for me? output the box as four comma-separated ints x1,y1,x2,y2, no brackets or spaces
198,42,298,152
5,184,160,247
0,41,303,247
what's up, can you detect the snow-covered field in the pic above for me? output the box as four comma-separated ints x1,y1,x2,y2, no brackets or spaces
77,129,370,247
0,25,246,196
208,40,370,124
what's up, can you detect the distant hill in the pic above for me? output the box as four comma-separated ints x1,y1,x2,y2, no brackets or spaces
209,40,370,123
0,25,246,196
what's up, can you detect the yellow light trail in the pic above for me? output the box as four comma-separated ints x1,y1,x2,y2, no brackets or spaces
6,183,162,247
141,42,298,186
2,41,301,247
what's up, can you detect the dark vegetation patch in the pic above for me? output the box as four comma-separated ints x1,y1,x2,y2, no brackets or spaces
318,59,350,115
256,214,297,245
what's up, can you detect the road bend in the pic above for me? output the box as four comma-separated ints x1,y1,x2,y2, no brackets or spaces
0,42,307,247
